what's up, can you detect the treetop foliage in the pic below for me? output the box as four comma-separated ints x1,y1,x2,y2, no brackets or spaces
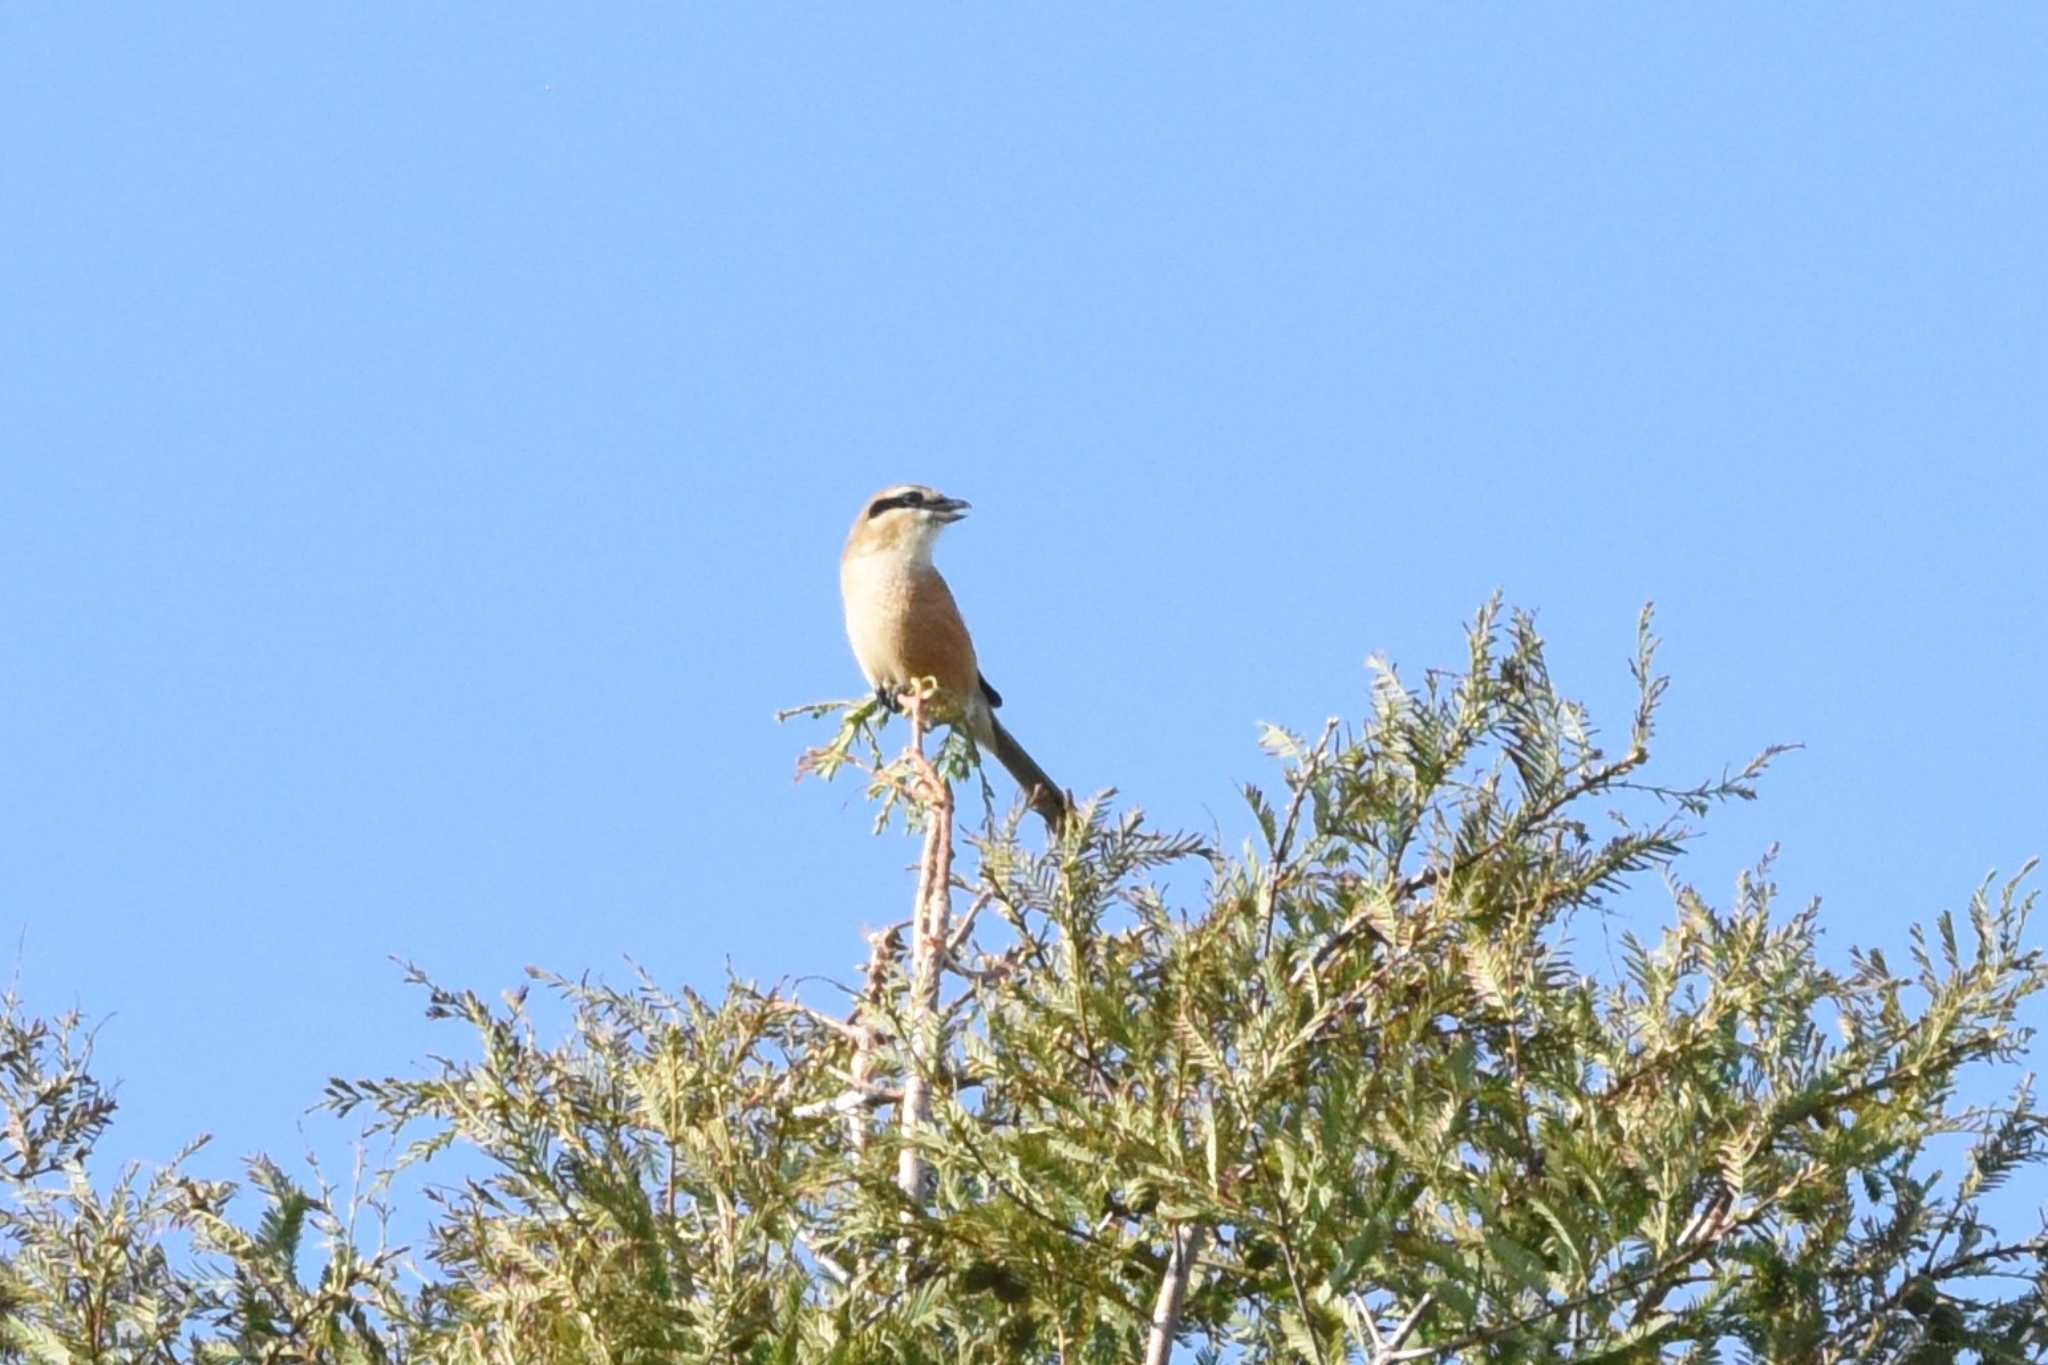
4,601,2044,1362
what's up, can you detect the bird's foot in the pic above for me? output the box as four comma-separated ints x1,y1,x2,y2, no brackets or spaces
874,685,903,715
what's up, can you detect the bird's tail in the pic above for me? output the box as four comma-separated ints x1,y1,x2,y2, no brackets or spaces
988,716,1068,833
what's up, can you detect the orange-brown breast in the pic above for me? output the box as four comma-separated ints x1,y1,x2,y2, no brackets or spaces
841,554,983,718
885,566,981,708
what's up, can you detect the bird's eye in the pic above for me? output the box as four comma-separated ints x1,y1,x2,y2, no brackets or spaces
901,490,925,505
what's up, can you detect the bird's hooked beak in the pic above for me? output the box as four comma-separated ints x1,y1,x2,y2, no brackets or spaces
931,496,970,524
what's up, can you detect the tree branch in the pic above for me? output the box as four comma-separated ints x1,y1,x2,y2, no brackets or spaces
897,688,954,1205
1142,1222,1207,1365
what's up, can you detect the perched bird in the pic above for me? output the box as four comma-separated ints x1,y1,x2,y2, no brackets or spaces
841,484,1067,831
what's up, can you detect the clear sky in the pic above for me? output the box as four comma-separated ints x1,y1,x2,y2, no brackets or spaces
3,6,2044,1238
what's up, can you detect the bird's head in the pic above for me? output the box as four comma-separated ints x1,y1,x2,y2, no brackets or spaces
845,483,970,561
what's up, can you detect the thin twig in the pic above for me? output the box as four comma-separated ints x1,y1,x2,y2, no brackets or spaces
790,1080,905,1120
843,923,905,1154
1378,1291,1435,1359
1260,719,1338,957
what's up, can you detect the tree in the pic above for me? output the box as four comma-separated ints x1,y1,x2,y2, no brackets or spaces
4,601,2045,1362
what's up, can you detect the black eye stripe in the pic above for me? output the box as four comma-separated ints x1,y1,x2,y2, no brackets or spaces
865,491,928,519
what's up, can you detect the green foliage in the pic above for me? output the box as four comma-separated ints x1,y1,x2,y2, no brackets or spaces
0,996,405,1363
5,602,2046,1361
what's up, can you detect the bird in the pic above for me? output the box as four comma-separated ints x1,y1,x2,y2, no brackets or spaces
840,484,1067,831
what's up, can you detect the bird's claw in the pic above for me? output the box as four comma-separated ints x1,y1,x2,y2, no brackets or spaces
874,685,903,715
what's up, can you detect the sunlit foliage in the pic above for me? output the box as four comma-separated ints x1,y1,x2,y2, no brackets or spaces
5,603,2043,1361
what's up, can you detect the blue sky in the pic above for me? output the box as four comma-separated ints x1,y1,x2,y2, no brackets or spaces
3,5,2044,1243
